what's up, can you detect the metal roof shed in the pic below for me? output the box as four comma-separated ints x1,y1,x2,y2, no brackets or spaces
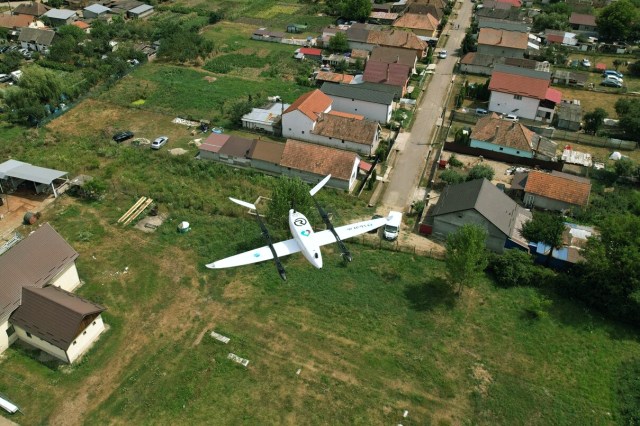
0,160,68,197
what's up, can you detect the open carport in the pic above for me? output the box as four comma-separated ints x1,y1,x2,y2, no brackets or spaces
0,160,69,198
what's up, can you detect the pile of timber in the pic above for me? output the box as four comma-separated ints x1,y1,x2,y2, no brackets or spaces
118,196,153,226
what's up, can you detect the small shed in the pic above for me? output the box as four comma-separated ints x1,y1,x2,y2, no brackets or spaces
556,102,582,131
287,23,307,33
127,4,154,19
0,160,69,197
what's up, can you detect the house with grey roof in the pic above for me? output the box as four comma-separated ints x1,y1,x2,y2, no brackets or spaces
42,8,77,27
320,82,394,123
127,4,154,19
83,3,111,19
426,178,531,252
18,27,55,52
0,223,106,363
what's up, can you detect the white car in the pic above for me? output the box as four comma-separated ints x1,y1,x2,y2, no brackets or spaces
581,58,591,67
151,136,169,149
503,114,519,122
438,50,448,59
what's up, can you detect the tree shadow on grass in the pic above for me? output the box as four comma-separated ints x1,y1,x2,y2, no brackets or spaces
404,277,457,311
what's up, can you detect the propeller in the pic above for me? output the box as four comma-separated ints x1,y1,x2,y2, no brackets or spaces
309,175,352,262
229,197,287,281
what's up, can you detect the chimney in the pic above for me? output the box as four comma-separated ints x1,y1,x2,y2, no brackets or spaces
494,125,500,140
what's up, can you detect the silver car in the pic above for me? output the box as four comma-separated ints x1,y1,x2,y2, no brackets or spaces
151,136,169,149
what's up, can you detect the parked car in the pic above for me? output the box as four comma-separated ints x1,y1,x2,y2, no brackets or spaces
581,58,591,67
151,136,169,149
503,114,519,122
603,70,623,79
438,50,448,59
603,74,623,84
0,46,9,53
475,108,488,116
113,131,134,143
601,78,622,88
0,74,10,83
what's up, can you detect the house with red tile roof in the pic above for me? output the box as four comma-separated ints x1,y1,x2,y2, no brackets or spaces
392,13,439,37
495,0,522,7
569,13,597,33
0,14,35,30
295,47,323,61
477,28,528,58
280,139,360,192
363,61,411,95
282,90,381,156
345,23,428,58
470,113,557,160
197,136,361,192
488,64,560,122
523,170,591,212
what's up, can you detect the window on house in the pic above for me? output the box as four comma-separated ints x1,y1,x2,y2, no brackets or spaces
499,147,503,151
26,332,31,338
516,151,520,154
288,128,291,131
93,321,96,325
73,340,77,345
301,131,305,134
6,326,14,337
83,331,87,335
514,95,522,100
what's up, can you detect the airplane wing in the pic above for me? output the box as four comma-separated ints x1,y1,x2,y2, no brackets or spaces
313,216,388,247
206,238,301,269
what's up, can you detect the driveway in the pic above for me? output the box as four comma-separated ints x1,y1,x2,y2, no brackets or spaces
381,0,475,212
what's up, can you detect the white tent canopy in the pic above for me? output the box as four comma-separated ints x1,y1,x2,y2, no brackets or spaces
0,159,68,197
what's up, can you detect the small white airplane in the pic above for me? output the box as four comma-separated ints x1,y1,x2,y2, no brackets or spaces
206,174,390,280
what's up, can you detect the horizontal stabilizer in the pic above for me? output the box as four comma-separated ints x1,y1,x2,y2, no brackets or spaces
309,174,331,197
229,197,256,210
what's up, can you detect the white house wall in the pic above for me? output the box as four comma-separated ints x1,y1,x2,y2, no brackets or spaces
0,320,17,354
308,132,378,156
66,315,105,363
14,326,69,362
327,96,392,123
489,91,540,120
50,263,81,292
282,110,317,141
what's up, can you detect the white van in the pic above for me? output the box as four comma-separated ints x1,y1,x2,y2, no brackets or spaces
384,211,402,240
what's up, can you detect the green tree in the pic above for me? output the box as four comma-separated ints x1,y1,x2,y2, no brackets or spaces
340,0,372,21
583,107,608,135
489,249,536,288
328,31,349,52
440,169,465,185
532,12,571,32
445,224,488,295
596,0,640,42
466,164,494,181
520,211,565,266
613,59,625,71
267,177,314,229
614,157,635,177
615,98,640,141
575,214,640,325
460,30,476,54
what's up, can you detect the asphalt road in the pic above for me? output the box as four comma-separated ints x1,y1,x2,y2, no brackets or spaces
381,0,475,212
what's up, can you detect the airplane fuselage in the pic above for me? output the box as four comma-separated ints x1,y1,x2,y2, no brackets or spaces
289,209,323,268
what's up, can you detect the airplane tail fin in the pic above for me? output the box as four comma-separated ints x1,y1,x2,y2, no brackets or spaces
229,197,257,210
309,174,331,197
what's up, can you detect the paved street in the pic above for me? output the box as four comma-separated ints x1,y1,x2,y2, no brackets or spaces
381,0,475,211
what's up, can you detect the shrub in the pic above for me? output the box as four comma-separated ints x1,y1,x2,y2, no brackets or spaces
440,169,465,185
448,154,464,168
467,164,495,181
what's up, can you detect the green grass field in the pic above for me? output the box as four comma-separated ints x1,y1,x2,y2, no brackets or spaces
0,116,637,424
0,5,639,422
